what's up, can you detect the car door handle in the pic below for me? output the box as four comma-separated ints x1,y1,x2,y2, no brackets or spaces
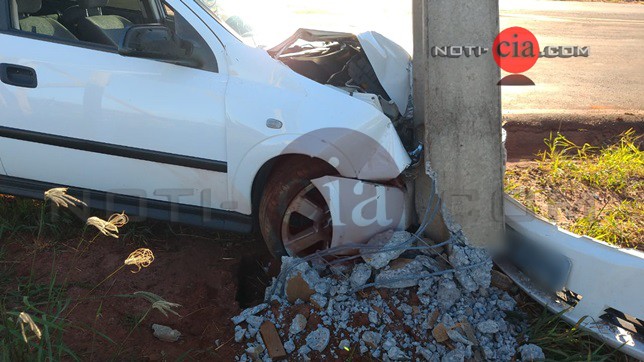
0,63,37,88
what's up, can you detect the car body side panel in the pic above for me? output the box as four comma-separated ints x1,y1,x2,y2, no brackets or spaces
218,43,410,215
0,0,230,209
177,0,413,215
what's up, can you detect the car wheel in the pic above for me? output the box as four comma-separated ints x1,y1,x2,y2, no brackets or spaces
259,157,337,258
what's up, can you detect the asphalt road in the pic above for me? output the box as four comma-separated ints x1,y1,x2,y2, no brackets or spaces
246,0,644,116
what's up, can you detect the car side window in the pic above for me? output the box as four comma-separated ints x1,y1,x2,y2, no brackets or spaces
6,0,217,72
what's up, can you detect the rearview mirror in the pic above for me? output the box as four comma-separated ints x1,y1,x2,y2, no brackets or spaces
119,25,201,68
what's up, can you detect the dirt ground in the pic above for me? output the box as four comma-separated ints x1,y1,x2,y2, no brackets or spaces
1,227,278,360
1,121,641,360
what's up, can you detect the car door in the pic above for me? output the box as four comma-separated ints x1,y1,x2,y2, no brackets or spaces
0,0,231,215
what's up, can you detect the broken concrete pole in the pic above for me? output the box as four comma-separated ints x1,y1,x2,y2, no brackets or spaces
413,0,504,248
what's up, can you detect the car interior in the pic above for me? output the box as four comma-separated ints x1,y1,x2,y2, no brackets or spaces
9,0,161,47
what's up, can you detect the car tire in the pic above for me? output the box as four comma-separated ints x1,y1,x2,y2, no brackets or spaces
259,156,337,258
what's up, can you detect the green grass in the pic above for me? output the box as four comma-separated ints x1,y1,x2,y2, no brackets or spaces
519,305,631,361
507,130,643,248
538,130,642,197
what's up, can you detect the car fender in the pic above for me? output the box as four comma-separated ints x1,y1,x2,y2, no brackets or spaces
228,127,409,215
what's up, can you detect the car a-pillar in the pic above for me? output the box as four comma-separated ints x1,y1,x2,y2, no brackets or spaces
412,0,504,248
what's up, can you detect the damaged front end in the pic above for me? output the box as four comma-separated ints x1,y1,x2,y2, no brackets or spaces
269,29,416,154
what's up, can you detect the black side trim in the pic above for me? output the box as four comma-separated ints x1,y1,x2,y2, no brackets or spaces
0,126,227,172
0,175,252,233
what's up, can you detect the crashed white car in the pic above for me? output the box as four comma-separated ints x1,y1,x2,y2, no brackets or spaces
0,0,417,256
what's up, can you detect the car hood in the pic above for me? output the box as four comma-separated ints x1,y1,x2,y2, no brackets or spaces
355,31,412,114
268,29,412,114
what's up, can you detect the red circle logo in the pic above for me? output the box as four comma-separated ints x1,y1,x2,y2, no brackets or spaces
493,27,539,74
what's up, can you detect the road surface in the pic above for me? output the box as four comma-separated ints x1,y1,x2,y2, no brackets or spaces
241,0,644,116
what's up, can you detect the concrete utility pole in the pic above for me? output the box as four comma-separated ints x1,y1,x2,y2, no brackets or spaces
413,0,504,248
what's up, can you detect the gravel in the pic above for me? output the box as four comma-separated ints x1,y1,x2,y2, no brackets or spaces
234,236,528,361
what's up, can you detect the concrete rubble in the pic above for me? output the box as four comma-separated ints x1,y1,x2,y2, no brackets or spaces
151,324,181,342
233,230,543,361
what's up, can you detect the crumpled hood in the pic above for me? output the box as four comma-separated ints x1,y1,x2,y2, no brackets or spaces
268,29,412,113
356,31,412,114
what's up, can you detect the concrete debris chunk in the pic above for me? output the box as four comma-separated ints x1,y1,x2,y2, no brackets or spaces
449,245,492,292
374,258,425,289
361,330,382,348
360,230,413,269
497,293,517,311
417,277,435,294
310,293,328,309
305,326,330,352
350,263,372,289
245,343,265,359
284,339,296,354
151,324,181,342
519,344,545,361
477,319,499,334
234,325,246,343
232,303,268,325
441,347,465,362
246,315,264,329
446,328,471,346
436,278,461,310
289,314,307,335
388,346,408,360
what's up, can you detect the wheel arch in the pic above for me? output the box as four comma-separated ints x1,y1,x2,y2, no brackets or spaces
250,154,338,230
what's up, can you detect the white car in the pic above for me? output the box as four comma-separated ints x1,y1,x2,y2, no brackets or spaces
0,0,418,256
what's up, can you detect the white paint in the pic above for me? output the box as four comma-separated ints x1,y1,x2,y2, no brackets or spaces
357,31,412,113
0,0,411,216
503,194,644,360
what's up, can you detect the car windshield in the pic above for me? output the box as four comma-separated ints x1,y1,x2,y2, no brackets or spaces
193,0,254,43
192,0,307,48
